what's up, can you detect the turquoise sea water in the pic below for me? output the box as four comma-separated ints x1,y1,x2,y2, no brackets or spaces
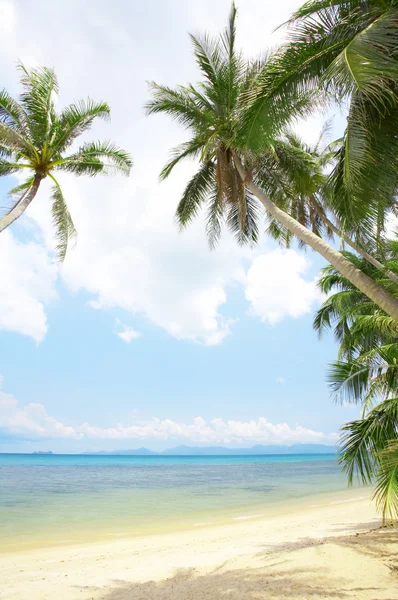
0,453,357,551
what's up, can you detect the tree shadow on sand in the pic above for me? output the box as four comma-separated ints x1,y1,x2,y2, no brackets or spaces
92,565,366,600
76,525,397,600
255,525,398,572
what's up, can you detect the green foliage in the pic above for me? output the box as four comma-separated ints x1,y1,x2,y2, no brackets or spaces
256,132,336,248
146,3,316,248
376,440,398,523
314,247,398,522
0,64,132,259
50,177,77,262
245,0,398,236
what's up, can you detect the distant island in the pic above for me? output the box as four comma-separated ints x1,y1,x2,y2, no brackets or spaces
32,451,54,455
81,444,336,456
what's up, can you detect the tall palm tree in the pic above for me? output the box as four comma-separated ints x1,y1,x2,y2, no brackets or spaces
146,3,398,320
0,64,132,259
314,251,398,522
264,130,398,284
245,0,398,240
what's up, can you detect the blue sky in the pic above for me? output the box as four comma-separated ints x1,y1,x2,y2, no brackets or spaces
0,0,360,452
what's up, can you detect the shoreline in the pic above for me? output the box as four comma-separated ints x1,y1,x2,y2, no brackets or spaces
1,493,397,599
1,486,369,554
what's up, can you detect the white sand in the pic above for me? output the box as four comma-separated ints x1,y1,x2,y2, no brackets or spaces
1,493,397,600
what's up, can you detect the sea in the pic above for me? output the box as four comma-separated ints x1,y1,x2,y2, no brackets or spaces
0,453,364,552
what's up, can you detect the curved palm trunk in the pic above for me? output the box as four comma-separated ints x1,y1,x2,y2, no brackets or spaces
0,173,43,233
232,152,398,321
310,200,398,286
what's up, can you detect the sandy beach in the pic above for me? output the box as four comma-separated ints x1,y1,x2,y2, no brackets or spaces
1,493,397,600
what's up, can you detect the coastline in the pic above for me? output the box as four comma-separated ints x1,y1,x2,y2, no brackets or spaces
1,492,397,600
0,486,368,553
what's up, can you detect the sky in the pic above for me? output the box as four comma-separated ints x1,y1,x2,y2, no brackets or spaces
0,0,360,453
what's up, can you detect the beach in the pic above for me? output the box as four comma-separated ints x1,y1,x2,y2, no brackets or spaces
1,493,397,600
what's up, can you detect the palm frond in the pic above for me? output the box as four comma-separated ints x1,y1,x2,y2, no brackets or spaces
205,187,224,249
160,138,203,181
189,33,223,88
3,176,35,216
50,180,77,261
322,9,398,105
375,439,398,524
226,189,261,246
145,83,212,130
52,99,111,154
176,160,215,229
58,141,132,176
0,89,29,135
8,176,34,196
0,122,33,156
18,63,59,145
0,160,19,176
339,397,398,485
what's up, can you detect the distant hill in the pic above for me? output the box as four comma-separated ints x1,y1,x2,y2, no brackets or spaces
160,444,335,455
83,444,335,456
83,447,157,456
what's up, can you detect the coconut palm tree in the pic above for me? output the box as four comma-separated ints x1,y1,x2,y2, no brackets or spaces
245,0,398,237
314,251,398,522
264,130,398,284
146,3,398,320
0,64,132,259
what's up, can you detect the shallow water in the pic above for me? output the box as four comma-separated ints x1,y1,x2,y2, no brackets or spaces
0,453,356,551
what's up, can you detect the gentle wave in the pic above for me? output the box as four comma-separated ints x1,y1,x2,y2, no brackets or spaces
0,454,353,550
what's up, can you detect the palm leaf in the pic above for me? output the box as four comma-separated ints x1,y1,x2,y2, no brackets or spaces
160,138,203,181
58,141,132,176
375,440,398,524
339,397,398,485
52,99,111,154
226,189,261,246
50,181,77,261
176,160,215,229
205,187,224,250
18,63,59,145
0,89,29,135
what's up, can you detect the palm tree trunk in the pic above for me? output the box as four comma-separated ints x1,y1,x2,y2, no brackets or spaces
0,173,43,233
232,152,398,321
310,199,398,286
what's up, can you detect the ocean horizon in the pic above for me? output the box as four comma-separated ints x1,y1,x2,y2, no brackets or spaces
0,453,360,553
0,441,337,457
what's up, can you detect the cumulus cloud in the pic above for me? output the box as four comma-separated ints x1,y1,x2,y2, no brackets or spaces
25,171,247,346
115,319,142,343
244,249,324,325
0,379,336,445
0,382,78,439
0,0,15,34
0,0,330,346
0,231,57,343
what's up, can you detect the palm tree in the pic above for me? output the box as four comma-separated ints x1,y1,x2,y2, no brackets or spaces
264,130,398,284
245,0,398,241
0,64,132,259
146,3,398,320
314,251,398,522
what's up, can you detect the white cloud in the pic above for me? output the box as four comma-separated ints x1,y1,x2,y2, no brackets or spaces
276,377,286,385
244,249,324,325
0,231,57,343
27,173,246,346
115,319,142,343
0,381,78,439
0,1,15,35
0,0,331,346
0,378,336,445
